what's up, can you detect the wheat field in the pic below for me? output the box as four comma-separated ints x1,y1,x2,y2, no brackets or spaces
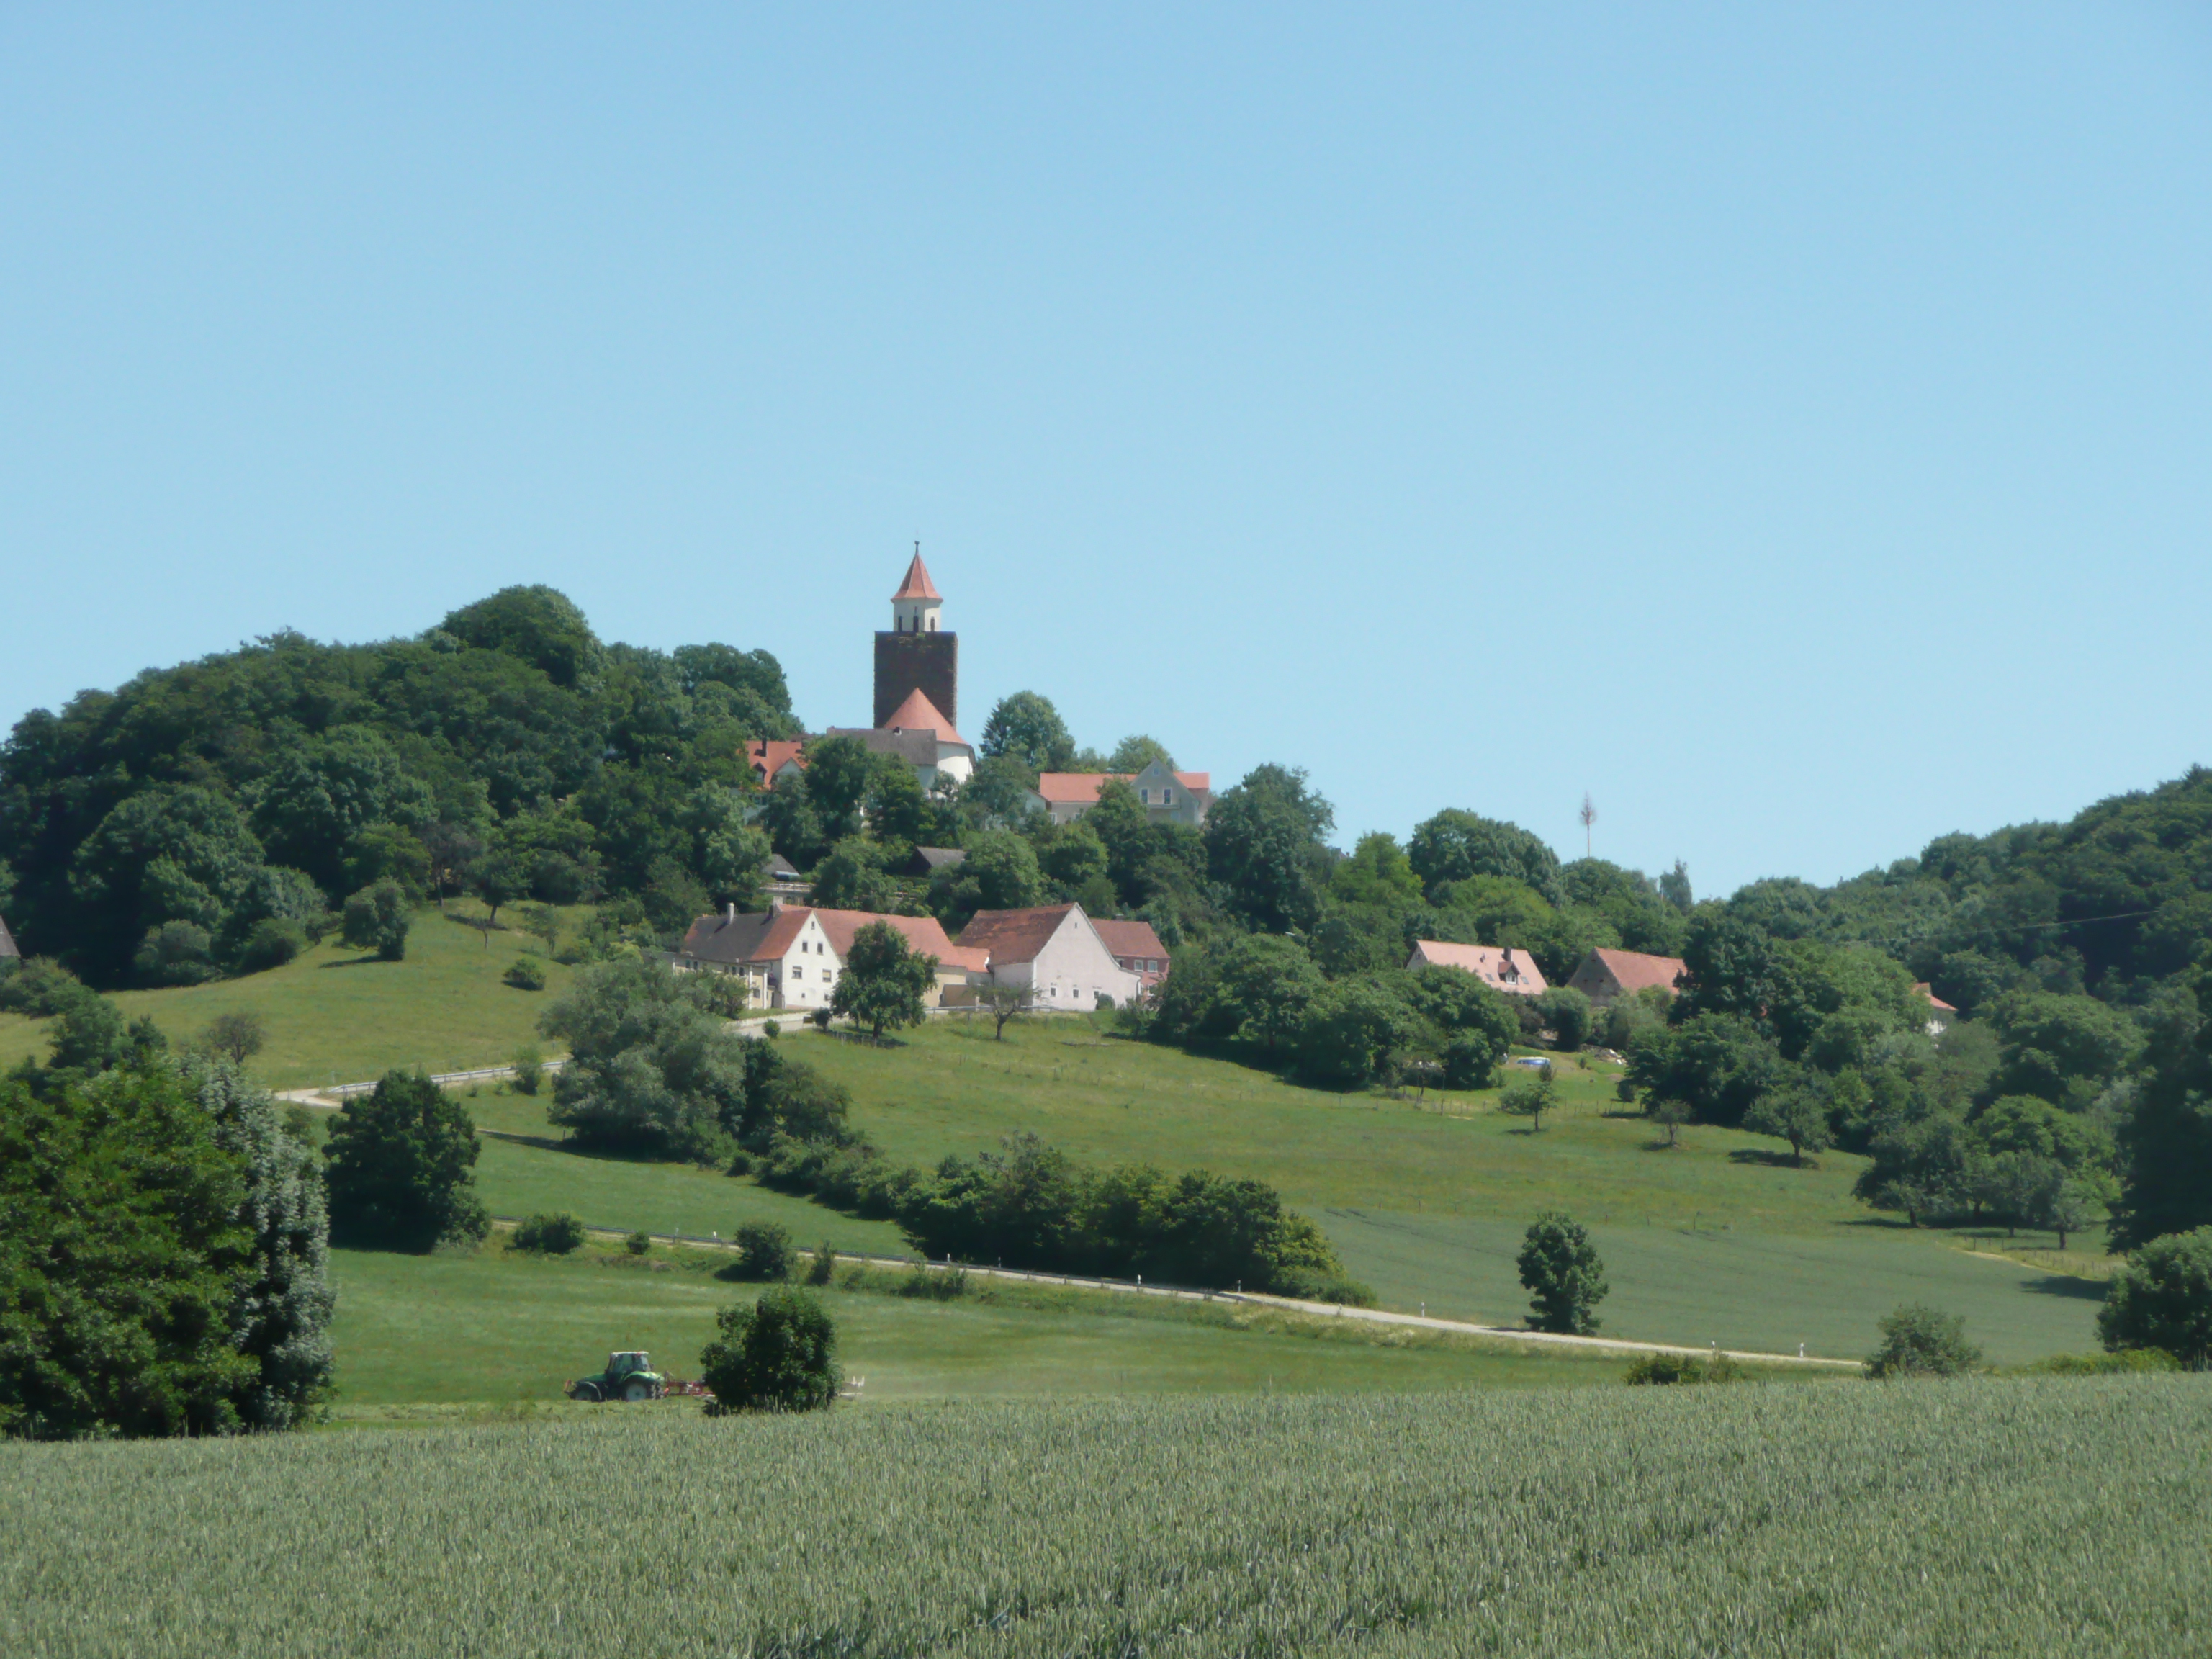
5,1377,2208,1656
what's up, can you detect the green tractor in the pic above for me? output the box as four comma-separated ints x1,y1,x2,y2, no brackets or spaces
566,1350,666,1403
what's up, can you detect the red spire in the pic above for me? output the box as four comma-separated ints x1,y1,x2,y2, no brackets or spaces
892,548,941,601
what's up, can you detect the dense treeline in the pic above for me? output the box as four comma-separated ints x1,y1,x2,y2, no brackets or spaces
0,586,795,986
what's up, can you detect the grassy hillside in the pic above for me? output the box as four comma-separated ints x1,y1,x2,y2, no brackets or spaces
9,1379,2205,1655
328,1237,1642,1410
0,902,575,1088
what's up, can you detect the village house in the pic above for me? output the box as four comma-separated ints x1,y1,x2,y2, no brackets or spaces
824,686,975,791
1564,947,1687,1009
1089,917,1170,996
744,739,808,790
1913,983,1957,1037
1031,760,1213,827
0,913,17,961
677,902,984,1011
1405,940,1548,997
956,903,1142,1011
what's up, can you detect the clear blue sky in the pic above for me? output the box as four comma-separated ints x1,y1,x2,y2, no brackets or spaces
4,4,2208,899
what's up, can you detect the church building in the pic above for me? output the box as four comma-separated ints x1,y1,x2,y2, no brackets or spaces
820,549,975,788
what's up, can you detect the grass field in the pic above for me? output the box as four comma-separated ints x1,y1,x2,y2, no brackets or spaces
0,901,576,1088
328,1237,1648,1408
14,954,2116,1366
7,1377,2206,1655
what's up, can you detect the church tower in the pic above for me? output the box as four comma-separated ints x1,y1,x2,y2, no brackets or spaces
873,546,958,729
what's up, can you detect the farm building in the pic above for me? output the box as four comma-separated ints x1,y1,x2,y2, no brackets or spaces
677,903,984,1011
1564,948,1687,1008
1405,940,1547,997
956,904,1142,1012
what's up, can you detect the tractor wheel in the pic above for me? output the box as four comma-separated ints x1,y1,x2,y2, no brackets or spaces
572,1381,602,1403
621,1379,652,1402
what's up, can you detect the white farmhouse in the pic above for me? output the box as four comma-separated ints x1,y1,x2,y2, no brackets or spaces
956,903,1141,1012
678,903,984,1011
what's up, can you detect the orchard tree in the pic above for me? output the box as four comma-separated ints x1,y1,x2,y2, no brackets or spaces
1745,1079,1834,1165
1517,1210,1607,1334
1500,1064,1557,1131
832,921,935,1040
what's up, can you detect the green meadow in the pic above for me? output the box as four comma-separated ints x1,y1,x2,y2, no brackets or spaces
327,1237,1650,1411
9,949,2112,1374
0,901,576,1089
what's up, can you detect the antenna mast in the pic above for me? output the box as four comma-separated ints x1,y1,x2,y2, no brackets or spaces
1579,793,1596,858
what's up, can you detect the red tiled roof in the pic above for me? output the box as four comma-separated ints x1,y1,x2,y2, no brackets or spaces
880,687,968,749
1033,771,1212,805
956,903,1079,966
745,739,807,783
1586,948,1686,996
1090,918,1166,962
892,552,940,601
1406,940,1550,995
812,909,986,974
1913,982,1958,1015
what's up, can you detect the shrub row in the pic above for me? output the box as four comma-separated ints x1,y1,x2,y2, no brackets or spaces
754,1130,1371,1302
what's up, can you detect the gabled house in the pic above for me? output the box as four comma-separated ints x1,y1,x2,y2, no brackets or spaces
678,903,984,1010
0,913,18,961
745,739,808,790
760,851,809,902
1913,983,1957,1037
899,846,967,879
1030,761,1213,827
1406,940,1548,997
956,903,1141,1011
1565,948,1686,1009
1089,917,1170,995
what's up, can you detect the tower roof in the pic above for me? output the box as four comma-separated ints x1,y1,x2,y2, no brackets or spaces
891,551,941,601
881,686,968,747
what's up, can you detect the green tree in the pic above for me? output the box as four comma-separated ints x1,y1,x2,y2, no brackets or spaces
1296,979,1417,1088
1500,1064,1557,1130
539,958,747,1161
441,584,602,688
199,1012,267,1066
1534,986,1593,1052
796,736,878,842
1106,734,1176,773
1213,933,1327,1054
341,878,412,961
810,837,897,912
1987,990,2143,1107
1205,765,1335,934
956,754,1042,830
249,727,434,894
1866,1303,1982,1377
685,786,771,907
134,920,220,986
1745,1078,1834,1165
2096,1226,2212,1367
832,920,935,1040
980,691,1076,773
1330,832,1424,907
511,1211,586,1254
932,830,1044,927
729,1220,796,1281
1408,809,1563,903
701,1285,842,1412
981,980,1038,1040
1517,1210,1606,1334
323,1070,490,1252
2109,974,2212,1249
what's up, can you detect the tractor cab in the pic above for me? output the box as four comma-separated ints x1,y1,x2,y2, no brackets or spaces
567,1349,667,1403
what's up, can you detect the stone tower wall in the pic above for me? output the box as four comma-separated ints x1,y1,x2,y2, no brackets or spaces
873,631,958,729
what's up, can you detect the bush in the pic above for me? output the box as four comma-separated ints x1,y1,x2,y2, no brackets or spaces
504,955,548,991
0,957,83,1017
806,1241,836,1285
624,1230,652,1256
729,1220,795,1281
133,921,220,986
511,1045,544,1095
1517,1211,1607,1334
2097,1226,2212,1367
323,1070,489,1252
700,1285,841,1413
341,879,412,961
1276,1269,1380,1307
1866,1303,1982,1378
235,917,308,974
1626,1351,1747,1385
511,1211,587,1254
